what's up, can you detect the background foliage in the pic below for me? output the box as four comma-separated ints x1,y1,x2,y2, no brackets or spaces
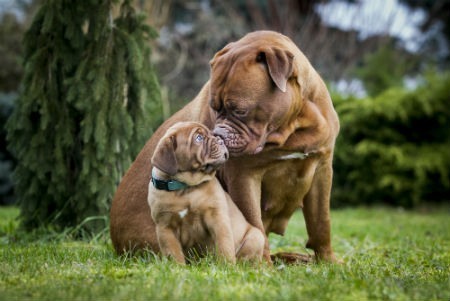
5,0,161,231
0,4,34,205
144,0,449,112
333,72,450,207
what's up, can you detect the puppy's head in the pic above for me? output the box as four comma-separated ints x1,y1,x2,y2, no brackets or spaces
151,122,229,185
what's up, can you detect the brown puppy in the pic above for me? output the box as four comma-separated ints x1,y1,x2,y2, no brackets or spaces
110,31,339,263
147,122,264,264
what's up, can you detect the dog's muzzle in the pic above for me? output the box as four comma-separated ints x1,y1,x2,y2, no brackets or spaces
213,124,248,154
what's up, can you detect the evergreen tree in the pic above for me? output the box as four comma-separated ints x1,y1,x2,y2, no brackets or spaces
6,0,161,232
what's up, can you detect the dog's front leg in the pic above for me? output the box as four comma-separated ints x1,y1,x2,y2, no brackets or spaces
205,210,236,263
302,156,337,262
156,225,186,264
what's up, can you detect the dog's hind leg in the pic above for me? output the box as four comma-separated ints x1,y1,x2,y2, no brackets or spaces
236,226,265,261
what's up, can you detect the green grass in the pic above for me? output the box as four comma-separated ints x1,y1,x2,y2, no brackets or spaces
1,206,449,300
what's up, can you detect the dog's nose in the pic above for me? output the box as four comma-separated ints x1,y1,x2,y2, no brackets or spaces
215,136,225,145
213,126,227,140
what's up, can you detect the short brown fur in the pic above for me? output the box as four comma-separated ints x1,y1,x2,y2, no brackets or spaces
110,31,339,262
148,122,264,264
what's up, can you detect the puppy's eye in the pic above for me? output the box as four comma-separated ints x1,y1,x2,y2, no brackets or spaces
195,134,204,144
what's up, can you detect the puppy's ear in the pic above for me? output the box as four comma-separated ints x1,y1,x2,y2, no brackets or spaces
257,47,294,92
151,136,178,176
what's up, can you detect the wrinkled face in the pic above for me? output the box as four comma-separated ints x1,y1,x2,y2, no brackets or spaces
152,122,229,177
210,34,298,156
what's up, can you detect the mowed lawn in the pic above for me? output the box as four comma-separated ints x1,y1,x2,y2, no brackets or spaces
0,206,449,300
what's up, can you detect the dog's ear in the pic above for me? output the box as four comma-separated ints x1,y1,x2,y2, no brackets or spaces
209,42,236,112
209,42,235,67
151,136,178,176
257,47,294,92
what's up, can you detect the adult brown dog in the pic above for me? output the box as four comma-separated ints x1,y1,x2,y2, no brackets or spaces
110,30,339,262
147,122,264,264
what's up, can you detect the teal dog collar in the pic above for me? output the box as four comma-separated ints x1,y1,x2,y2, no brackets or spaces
151,170,188,191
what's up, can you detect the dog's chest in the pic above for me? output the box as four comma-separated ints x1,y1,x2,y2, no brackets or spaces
177,208,188,219
172,207,214,251
260,159,318,234
263,159,316,196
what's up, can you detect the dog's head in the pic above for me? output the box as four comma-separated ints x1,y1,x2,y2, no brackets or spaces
210,31,309,156
151,122,229,185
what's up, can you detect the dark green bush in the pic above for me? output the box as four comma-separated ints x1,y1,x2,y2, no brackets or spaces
332,73,450,207
0,93,16,205
6,0,161,232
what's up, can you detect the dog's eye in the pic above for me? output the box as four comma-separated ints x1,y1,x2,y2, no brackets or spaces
195,134,204,144
234,109,247,117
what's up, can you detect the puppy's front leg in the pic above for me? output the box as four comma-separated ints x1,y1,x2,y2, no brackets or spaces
204,210,236,263
221,166,269,261
156,225,186,264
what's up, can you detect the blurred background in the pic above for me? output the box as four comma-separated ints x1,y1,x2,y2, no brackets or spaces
145,0,449,111
1,0,449,230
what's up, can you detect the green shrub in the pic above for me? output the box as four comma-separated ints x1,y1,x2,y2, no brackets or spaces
0,93,16,205
332,73,450,207
6,0,161,232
